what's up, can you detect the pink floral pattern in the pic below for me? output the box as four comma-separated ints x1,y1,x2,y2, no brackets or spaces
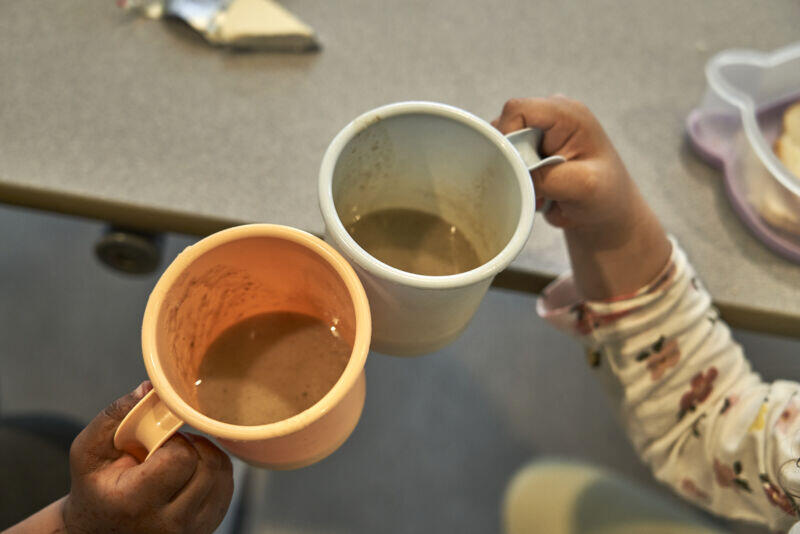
713,459,736,487
679,367,718,420
760,474,799,517
713,459,751,492
539,241,800,530
635,336,681,380
681,478,711,504
776,398,800,434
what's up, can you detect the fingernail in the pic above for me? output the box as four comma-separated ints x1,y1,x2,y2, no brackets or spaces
133,380,153,400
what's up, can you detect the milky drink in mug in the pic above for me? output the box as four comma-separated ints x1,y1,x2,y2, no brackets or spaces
194,311,352,426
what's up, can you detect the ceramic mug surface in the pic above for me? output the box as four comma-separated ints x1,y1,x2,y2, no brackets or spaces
319,101,554,356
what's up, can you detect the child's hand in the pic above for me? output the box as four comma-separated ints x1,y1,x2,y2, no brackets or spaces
493,96,671,300
63,382,233,534
492,96,639,232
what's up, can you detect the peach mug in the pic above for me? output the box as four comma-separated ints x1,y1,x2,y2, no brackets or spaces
113,224,371,469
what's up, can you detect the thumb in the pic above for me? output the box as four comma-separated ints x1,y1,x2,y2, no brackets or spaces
71,381,153,473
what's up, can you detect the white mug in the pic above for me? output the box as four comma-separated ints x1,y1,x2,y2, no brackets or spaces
318,101,562,356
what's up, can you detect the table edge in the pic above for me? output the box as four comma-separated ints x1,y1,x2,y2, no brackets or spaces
3,181,797,340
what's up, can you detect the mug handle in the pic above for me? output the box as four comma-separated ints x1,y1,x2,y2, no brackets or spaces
113,389,184,462
505,128,566,212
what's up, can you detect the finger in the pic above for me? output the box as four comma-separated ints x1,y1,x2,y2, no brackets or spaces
169,434,232,511
118,432,199,505
70,381,152,473
530,160,597,203
495,98,529,134
192,471,235,534
497,97,582,156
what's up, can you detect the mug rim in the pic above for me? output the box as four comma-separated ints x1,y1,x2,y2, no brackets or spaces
318,101,536,289
141,224,371,440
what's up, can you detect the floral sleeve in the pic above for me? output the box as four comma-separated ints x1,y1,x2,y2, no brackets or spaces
538,238,800,532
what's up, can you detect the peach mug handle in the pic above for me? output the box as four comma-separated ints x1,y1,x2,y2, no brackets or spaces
113,389,184,462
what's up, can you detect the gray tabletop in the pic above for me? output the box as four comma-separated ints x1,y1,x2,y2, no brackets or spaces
1,1,799,337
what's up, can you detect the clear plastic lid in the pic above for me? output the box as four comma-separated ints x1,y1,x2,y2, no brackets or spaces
687,42,800,263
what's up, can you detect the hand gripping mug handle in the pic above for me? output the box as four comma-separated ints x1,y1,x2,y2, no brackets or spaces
113,389,184,462
505,127,566,212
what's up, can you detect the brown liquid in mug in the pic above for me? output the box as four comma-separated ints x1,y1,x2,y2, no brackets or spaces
194,312,351,426
345,208,482,276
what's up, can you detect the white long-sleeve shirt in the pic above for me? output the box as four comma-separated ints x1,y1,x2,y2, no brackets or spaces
538,239,800,532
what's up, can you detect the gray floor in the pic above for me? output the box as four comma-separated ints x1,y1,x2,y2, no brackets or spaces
2,204,797,533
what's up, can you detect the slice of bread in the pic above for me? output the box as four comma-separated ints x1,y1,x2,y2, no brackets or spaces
776,101,800,179
754,102,800,234
776,134,800,179
783,101,800,145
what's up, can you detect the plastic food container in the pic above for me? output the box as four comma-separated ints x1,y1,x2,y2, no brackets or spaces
687,42,800,263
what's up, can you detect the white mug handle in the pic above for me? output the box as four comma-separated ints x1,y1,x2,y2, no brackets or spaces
505,128,566,212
